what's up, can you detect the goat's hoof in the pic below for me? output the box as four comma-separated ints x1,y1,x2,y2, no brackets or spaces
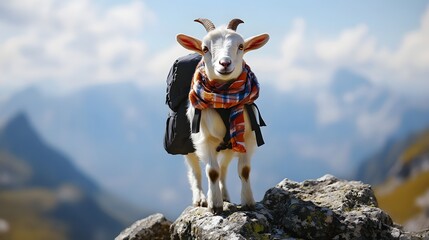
193,199,208,208
241,204,255,211
209,205,223,215
193,193,207,207
200,200,208,207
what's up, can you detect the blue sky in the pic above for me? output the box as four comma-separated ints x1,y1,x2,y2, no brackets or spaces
0,0,428,99
142,0,428,49
1,0,429,217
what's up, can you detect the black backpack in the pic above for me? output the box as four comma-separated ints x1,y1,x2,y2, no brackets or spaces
164,53,266,155
164,54,201,155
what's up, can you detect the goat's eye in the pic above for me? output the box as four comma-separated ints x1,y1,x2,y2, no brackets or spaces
203,46,209,53
238,44,244,51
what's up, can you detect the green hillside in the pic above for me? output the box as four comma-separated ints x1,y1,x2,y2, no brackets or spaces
376,171,429,224
401,130,429,164
0,113,144,240
373,128,429,226
0,188,67,240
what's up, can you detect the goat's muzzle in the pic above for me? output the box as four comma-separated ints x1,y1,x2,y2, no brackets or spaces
216,57,234,75
219,57,232,68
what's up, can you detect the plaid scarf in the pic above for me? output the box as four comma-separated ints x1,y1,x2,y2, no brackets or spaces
189,61,260,153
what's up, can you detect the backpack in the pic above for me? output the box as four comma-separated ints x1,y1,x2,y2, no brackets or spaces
164,54,201,155
164,53,266,155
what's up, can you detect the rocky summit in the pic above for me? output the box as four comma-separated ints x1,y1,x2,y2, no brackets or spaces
116,175,429,240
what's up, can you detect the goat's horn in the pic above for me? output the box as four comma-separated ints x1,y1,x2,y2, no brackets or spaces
194,18,216,32
227,18,244,31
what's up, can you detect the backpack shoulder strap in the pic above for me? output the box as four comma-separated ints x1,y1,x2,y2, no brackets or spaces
245,104,266,147
191,108,233,152
192,105,266,150
191,108,201,134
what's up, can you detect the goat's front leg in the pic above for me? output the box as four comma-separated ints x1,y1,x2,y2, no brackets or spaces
201,146,223,214
206,162,223,214
219,151,233,202
238,152,255,210
185,153,207,207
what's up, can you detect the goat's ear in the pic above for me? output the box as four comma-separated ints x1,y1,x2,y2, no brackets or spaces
244,34,270,53
177,34,203,55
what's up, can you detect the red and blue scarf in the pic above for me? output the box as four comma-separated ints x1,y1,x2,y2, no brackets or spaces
189,61,260,153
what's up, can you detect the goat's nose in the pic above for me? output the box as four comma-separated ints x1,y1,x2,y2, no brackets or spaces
219,57,231,68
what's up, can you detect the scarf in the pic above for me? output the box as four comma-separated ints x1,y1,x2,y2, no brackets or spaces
189,61,260,153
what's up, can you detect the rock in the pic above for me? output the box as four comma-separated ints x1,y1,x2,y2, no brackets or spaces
400,229,429,240
115,213,171,240
171,203,273,239
261,175,397,239
117,175,429,240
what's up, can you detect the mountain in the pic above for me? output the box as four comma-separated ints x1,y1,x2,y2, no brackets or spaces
355,127,429,231
1,68,429,218
0,113,98,191
354,136,411,185
0,83,194,218
0,113,144,240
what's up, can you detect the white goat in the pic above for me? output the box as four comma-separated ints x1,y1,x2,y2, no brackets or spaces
177,18,269,214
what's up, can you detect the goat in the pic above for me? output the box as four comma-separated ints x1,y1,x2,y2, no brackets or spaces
176,18,269,214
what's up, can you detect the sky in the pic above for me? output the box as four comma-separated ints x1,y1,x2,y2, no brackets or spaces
1,0,429,217
1,0,429,100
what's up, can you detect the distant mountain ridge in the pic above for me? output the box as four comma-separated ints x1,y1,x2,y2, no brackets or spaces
0,113,98,191
355,127,429,231
355,126,429,184
0,113,144,240
354,135,411,185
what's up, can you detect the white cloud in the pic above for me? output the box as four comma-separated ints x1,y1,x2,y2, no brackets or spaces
314,82,401,141
315,92,342,125
280,18,306,66
366,6,429,97
254,6,429,101
145,44,190,82
2,2,427,100
0,0,155,95
355,98,401,142
315,24,376,65
254,8,429,139
248,18,330,92
288,135,352,174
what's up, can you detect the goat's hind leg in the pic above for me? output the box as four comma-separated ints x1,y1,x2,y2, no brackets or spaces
185,153,207,207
